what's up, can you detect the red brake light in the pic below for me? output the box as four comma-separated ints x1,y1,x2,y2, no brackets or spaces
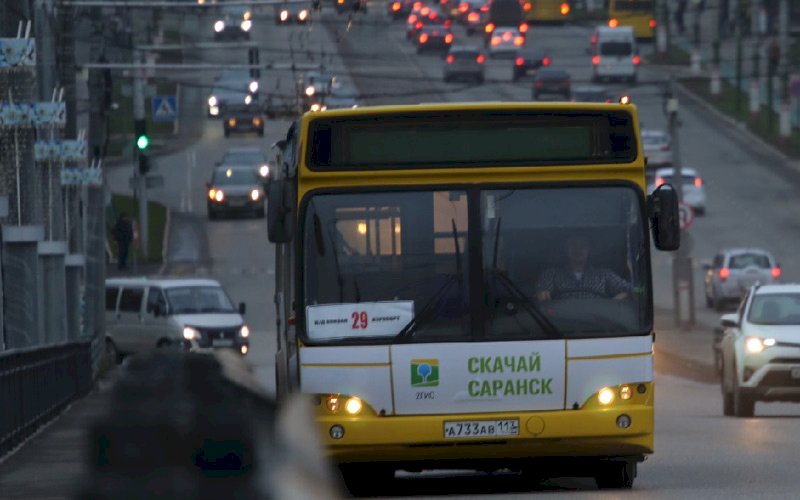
408,14,417,23
413,1,422,9
485,22,495,33
445,33,454,43
655,177,665,187
420,6,430,15
535,81,544,88
392,2,401,11
468,12,479,22
542,56,551,66
609,18,618,28
694,177,703,187
514,36,524,46
446,54,455,63
633,55,641,65
515,56,524,66
459,2,468,13
502,31,512,42
649,19,657,28
419,33,429,43
415,21,423,29
476,54,485,64
560,2,570,15
719,268,730,281
523,2,532,12
480,5,489,11
519,23,528,33
772,267,782,279
444,19,452,28
592,55,600,65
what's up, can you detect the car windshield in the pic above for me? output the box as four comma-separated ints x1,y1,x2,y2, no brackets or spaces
600,42,633,56
302,186,650,344
222,150,266,165
748,294,800,325
730,253,771,269
165,286,236,314
212,168,258,185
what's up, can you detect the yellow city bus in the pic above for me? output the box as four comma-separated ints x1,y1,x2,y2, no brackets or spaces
522,0,572,23
268,102,679,494
608,0,656,40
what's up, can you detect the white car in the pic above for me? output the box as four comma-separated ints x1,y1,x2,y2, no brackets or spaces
641,129,672,169
591,25,638,83
649,167,706,215
488,28,524,58
704,248,781,311
718,283,800,417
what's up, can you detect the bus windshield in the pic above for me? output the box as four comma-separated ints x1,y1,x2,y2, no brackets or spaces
302,185,650,344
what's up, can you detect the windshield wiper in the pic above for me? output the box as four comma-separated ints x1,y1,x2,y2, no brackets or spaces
395,218,465,342
489,269,560,339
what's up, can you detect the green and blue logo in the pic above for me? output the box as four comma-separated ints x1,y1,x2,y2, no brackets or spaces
411,359,439,387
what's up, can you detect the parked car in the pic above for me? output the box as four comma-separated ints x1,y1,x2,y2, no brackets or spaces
512,46,550,81
641,129,672,169
650,167,706,215
704,248,782,311
717,283,800,417
206,165,266,219
105,277,250,362
532,67,571,100
444,45,486,83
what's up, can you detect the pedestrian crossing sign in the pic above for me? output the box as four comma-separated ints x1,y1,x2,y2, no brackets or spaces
151,95,177,122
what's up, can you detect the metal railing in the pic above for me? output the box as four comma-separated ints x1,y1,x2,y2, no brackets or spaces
0,340,93,457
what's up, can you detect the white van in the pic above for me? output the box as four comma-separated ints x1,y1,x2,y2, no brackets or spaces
591,25,639,83
105,277,250,361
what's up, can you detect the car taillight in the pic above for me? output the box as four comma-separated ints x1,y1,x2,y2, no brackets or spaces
485,22,495,33
633,55,641,65
476,54,485,64
560,2,570,15
542,56,551,66
444,19,452,28
413,1,422,8
592,55,600,65
445,33,454,43
480,5,489,11
515,56,524,66
502,31,512,42
519,23,528,33
408,14,417,23
392,2,401,11
459,2,468,13
420,6,430,15
419,33,429,43
523,2,532,12
514,36,524,46
415,21,423,29
655,177,665,187
609,18,618,28
491,36,500,45
649,19,657,28
719,268,730,281
772,267,782,279
694,177,702,187
446,54,454,63
468,12,479,22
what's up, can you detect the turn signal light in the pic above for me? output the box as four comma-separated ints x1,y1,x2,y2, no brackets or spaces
468,12,479,22
514,36,524,46
227,118,236,127
519,23,528,33
560,2,570,15
392,2,401,11
523,2,532,12
491,36,500,46
609,18,619,28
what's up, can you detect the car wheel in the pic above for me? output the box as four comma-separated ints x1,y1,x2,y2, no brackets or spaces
105,338,121,365
733,376,755,417
595,461,636,489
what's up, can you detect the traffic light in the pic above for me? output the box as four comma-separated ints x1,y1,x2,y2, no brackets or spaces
134,118,149,151
138,153,151,175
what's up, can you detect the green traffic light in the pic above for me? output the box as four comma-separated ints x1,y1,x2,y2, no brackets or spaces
136,134,149,150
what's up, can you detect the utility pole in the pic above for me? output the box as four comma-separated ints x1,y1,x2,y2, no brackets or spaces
132,12,149,261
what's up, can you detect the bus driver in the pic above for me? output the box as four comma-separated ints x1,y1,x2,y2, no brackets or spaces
535,235,631,301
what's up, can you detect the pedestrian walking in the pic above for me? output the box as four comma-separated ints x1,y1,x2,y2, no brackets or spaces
113,212,134,270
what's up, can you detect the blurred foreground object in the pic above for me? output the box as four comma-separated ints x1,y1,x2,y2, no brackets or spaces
79,351,341,499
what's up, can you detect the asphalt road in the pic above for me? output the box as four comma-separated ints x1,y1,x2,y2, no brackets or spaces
108,3,800,497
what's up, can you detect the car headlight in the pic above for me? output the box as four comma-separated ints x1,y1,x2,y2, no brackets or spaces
209,106,219,116
310,103,321,112
745,336,776,354
250,189,261,201
183,326,200,340
249,81,259,93
259,165,269,177
243,10,252,21
305,85,315,97
280,10,289,21
214,20,225,32
241,20,252,31
298,9,308,20
208,96,217,106
214,189,224,202
239,325,250,338
244,94,253,105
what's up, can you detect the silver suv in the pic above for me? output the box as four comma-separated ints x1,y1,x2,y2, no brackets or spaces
704,248,781,311
718,283,800,417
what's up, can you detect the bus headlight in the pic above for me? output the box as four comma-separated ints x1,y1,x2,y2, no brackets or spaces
598,387,615,405
344,397,363,415
239,325,250,338
183,326,199,340
214,20,225,32
208,95,218,107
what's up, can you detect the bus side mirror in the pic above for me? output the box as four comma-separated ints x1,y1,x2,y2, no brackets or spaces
267,178,295,243
648,185,680,251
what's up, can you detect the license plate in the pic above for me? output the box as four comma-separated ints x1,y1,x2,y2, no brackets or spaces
443,419,519,439
791,368,800,379
213,339,234,347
